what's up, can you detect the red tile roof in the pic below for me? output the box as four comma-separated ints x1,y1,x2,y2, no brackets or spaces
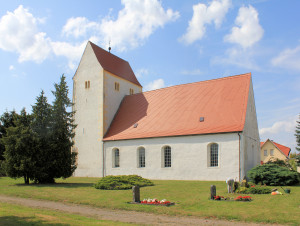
260,139,291,157
103,73,251,141
89,41,142,87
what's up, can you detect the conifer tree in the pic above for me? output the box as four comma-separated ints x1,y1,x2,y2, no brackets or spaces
2,109,38,184
50,75,77,180
0,110,17,160
295,113,300,152
31,90,53,183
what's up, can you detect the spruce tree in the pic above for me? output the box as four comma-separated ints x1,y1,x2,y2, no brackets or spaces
295,113,300,152
2,109,38,184
31,90,53,183
50,75,77,180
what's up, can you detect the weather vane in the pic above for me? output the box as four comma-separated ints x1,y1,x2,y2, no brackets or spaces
108,40,111,53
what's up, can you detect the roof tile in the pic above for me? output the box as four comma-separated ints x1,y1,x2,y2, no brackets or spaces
104,73,251,140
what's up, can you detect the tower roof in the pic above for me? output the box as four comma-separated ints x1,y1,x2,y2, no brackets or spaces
89,41,142,87
104,73,251,141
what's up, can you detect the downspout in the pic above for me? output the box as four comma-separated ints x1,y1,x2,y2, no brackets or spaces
238,132,241,182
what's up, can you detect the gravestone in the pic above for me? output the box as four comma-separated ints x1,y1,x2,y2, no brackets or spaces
132,186,140,203
210,185,216,200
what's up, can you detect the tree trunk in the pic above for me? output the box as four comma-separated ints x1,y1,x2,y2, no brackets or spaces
24,175,29,184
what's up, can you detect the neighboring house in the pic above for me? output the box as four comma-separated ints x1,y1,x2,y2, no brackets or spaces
260,139,291,163
72,41,260,181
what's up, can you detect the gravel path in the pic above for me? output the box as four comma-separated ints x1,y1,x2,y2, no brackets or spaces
0,195,283,226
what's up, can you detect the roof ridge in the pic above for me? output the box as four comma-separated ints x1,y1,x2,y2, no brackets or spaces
142,72,251,94
88,41,130,64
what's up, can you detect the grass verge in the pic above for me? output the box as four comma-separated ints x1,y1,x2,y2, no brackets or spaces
0,177,299,225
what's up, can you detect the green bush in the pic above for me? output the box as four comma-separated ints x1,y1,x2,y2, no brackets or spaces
94,175,154,190
237,186,271,194
248,164,300,186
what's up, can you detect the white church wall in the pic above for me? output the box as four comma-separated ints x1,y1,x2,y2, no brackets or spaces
73,42,104,177
103,71,142,134
104,133,240,181
242,79,260,177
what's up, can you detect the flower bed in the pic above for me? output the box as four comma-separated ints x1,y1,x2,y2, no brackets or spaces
213,195,252,201
139,198,175,206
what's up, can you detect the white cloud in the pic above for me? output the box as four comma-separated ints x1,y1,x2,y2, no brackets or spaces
62,0,179,52
144,78,165,91
9,65,15,70
271,45,300,71
0,5,52,63
135,68,148,78
181,69,202,75
224,5,264,48
62,17,99,38
100,0,179,51
180,0,231,45
51,40,88,70
260,117,296,136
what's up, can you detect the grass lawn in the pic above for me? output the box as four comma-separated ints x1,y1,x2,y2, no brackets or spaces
0,202,134,225
0,177,299,225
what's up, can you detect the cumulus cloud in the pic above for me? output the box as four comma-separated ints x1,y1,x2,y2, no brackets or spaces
144,78,165,91
9,65,15,70
62,17,99,38
180,0,231,45
224,5,264,48
259,118,296,136
62,0,179,51
0,5,52,63
271,45,300,71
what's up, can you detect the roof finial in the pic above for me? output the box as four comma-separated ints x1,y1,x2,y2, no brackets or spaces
108,40,111,53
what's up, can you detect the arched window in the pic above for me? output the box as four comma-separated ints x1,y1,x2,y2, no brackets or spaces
113,148,120,167
209,143,218,167
163,146,171,167
138,147,145,168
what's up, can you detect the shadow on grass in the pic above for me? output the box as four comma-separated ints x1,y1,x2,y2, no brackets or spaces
14,183,94,188
0,216,68,225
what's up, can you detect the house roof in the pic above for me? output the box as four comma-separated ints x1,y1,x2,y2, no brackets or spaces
103,73,251,141
89,41,142,87
260,140,291,157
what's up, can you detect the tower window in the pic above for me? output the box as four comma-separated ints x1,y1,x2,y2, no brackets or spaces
85,81,90,89
115,82,120,91
130,88,134,95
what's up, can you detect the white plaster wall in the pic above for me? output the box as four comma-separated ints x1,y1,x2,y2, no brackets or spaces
73,42,104,177
103,71,142,134
242,79,260,177
104,133,240,181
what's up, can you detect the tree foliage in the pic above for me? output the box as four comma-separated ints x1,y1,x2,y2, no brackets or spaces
248,164,299,186
2,109,39,184
49,75,77,180
0,110,17,160
1,75,77,184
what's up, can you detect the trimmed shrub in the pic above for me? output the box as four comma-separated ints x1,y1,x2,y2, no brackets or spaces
237,186,271,194
94,175,154,190
248,164,300,186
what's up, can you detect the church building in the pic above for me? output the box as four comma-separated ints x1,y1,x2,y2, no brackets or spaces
72,41,260,181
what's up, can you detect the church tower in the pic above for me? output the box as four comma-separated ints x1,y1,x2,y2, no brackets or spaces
72,41,142,177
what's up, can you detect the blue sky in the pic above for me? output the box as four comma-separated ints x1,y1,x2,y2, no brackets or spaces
0,0,299,153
